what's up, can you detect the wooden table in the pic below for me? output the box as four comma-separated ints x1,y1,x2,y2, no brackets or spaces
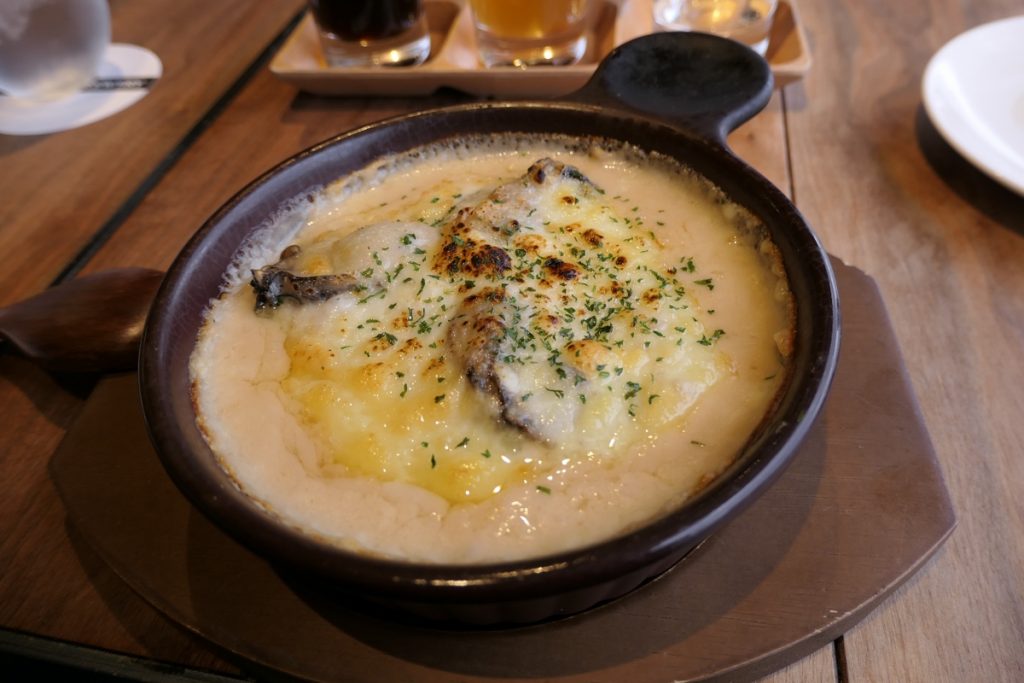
2,0,1022,680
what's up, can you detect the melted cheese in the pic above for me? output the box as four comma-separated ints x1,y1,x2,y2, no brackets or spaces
190,135,793,563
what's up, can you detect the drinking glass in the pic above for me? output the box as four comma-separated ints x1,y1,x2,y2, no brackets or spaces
469,0,592,68
0,0,111,101
652,0,777,55
308,0,431,67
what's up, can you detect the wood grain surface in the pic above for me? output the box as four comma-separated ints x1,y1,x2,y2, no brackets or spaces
0,1,300,675
0,0,304,307
784,1,1024,681
3,0,1022,680
52,258,952,683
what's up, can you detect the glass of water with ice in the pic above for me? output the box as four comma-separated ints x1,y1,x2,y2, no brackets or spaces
0,0,111,101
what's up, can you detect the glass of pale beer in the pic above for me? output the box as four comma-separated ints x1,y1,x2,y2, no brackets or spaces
469,0,593,67
652,0,777,55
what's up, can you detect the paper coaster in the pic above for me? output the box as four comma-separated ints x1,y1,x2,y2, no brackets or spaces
0,43,161,136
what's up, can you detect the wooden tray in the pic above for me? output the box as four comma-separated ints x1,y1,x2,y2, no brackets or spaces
51,259,954,682
269,0,811,97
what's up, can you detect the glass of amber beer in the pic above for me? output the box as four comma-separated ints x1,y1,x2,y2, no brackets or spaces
308,0,431,67
469,0,593,67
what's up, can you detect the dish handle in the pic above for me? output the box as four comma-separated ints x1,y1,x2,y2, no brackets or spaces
569,32,773,146
0,268,163,373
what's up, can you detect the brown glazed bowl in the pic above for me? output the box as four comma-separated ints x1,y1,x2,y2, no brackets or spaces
140,32,840,625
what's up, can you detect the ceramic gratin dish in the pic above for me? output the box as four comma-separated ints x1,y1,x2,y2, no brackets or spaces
140,32,840,624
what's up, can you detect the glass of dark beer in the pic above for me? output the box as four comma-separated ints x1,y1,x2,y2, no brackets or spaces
308,0,431,67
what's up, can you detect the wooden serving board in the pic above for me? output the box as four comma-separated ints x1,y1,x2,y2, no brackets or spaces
269,0,811,96
51,259,954,682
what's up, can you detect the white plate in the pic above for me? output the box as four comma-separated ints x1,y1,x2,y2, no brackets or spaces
0,44,161,136
922,16,1024,195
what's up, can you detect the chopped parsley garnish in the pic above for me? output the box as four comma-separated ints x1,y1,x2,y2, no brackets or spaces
698,329,725,346
624,381,642,400
358,289,385,304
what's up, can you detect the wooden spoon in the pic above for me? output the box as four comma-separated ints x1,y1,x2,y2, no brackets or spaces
0,268,163,373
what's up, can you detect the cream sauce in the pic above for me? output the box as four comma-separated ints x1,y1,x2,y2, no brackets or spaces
190,135,793,564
